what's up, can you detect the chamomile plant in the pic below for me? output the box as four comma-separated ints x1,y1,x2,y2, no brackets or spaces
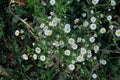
14,0,120,80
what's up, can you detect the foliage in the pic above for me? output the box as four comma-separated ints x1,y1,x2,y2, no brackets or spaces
0,0,120,80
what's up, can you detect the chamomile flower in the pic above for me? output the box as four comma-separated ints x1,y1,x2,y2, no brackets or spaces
94,45,99,53
44,30,52,36
72,44,78,50
99,59,107,65
64,50,71,56
80,47,87,54
107,15,112,21
90,23,97,30
64,24,71,33
83,21,89,27
33,54,37,60
90,16,96,23
87,52,92,58
115,29,120,37
92,0,99,5
92,73,97,79
90,10,94,14
77,37,82,43
89,37,95,43
111,0,116,6
50,0,55,5
74,18,79,24
40,23,45,28
15,30,20,36
68,64,75,71
22,54,28,60
49,21,57,27
40,55,46,61
20,29,24,34
35,47,41,54
76,56,85,62
100,28,106,34
109,25,114,30
68,38,75,45
82,13,87,17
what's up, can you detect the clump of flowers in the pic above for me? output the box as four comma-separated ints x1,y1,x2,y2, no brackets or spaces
15,0,120,79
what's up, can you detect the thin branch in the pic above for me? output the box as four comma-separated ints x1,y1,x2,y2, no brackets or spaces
9,0,38,40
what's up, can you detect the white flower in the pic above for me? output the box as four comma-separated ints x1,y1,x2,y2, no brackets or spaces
107,15,112,21
111,0,116,6
109,25,114,30
92,73,97,79
64,50,71,56
68,38,75,45
82,39,86,42
40,55,46,61
87,52,92,58
22,54,28,60
33,54,37,60
68,64,75,71
83,21,89,27
15,30,20,36
82,13,87,17
49,21,57,27
44,30,52,36
90,23,96,30
40,23,45,28
94,34,98,37
50,12,54,15
92,0,99,5
35,47,41,54
76,56,85,62
64,24,71,33
72,44,78,50
89,37,95,43
20,29,24,34
99,59,107,65
100,14,104,18
100,28,106,34
115,30,120,37
50,0,55,5
77,37,82,43
94,46,99,53
80,47,87,54
90,16,96,23
90,10,94,14
74,18,79,24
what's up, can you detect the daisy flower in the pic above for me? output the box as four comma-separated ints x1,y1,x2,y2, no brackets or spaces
40,55,46,61
90,23,97,30
64,24,71,33
22,54,28,60
64,50,71,56
89,37,95,43
92,73,97,79
44,30,52,36
90,16,96,23
92,0,99,5
68,38,75,45
115,29,120,37
80,47,87,54
111,0,116,6
50,0,55,5
72,44,78,50
99,59,107,65
76,56,85,62
35,47,41,54
68,64,75,71
107,15,112,21
33,54,37,60
15,30,20,36
100,28,106,34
